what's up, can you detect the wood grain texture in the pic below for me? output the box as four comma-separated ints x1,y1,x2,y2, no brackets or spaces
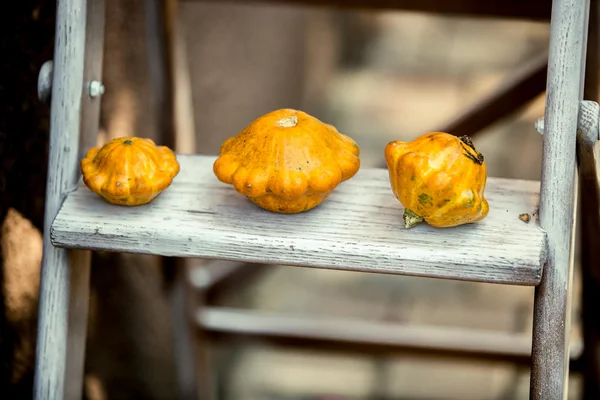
33,0,88,399
64,0,106,399
51,155,546,285
530,0,589,398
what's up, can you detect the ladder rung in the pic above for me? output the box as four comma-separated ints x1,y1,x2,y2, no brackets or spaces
51,155,547,286
197,307,583,366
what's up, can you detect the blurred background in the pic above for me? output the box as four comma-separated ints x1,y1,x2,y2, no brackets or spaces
137,2,577,399
0,0,589,399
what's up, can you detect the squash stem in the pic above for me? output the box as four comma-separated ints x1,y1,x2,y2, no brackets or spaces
459,135,484,164
403,209,424,229
277,115,298,128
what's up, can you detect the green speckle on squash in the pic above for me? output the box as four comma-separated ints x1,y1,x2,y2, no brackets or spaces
464,190,476,208
418,193,432,206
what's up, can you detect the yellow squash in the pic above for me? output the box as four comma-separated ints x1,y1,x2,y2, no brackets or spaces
385,132,489,228
213,108,360,213
81,137,180,206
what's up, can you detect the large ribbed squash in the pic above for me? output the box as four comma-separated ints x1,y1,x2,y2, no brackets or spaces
81,137,180,206
385,132,489,228
213,108,360,213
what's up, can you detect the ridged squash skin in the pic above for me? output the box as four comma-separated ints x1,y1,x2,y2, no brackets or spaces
384,132,489,228
81,137,180,206
213,108,360,213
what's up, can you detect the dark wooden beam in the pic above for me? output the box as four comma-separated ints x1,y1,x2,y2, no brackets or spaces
182,0,552,21
581,1,600,398
377,51,548,169
144,0,202,398
438,51,548,138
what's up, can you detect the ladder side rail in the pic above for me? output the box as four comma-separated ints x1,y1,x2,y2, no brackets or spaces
530,0,590,398
33,0,94,399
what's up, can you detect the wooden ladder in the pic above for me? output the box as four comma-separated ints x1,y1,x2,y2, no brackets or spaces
33,0,599,399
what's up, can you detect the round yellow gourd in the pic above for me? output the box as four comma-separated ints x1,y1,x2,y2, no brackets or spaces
385,132,489,228
81,137,180,206
213,108,360,213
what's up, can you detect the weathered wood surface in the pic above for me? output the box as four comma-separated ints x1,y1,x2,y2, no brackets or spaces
63,0,106,399
530,0,589,398
182,0,553,20
33,0,88,399
51,155,546,285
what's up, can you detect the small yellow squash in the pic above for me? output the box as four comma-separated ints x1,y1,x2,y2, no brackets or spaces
385,132,489,228
213,108,360,213
81,137,180,206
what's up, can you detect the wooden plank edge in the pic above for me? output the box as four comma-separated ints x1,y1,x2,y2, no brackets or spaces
47,230,545,286
49,163,548,286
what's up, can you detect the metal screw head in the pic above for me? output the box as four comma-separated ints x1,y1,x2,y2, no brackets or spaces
89,80,105,98
534,117,545,134
37,60,54,104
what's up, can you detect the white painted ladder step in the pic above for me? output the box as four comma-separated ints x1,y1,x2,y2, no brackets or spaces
51,154,547,286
